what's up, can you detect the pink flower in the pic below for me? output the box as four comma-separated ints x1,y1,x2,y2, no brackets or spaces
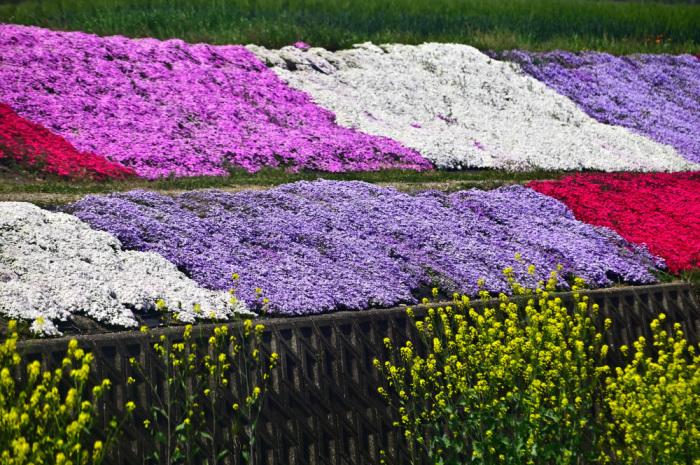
0,25,432,178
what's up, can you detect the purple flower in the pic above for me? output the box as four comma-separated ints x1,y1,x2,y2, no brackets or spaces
496,50,700,165
436,114,456,125
64,180,660,316
293,42,311,50
0,25,431,177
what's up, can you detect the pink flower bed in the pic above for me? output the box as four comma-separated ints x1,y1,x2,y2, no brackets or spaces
0,25,431,178
528,172,700,273
0,102,135,180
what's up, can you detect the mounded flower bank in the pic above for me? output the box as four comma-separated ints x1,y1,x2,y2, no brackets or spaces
2,24,699,178
0,25,430,177
0,203,252,335
250,42,697,172
64,180,661,317
497,50,700,165
529,172,700,274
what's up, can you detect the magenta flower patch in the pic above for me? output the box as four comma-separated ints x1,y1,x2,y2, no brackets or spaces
0,25,431,177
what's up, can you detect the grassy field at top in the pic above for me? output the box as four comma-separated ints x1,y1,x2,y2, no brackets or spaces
0,0,698,55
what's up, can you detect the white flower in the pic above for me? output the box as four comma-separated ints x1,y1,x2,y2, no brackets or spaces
249,42,698,172
0,203,253,336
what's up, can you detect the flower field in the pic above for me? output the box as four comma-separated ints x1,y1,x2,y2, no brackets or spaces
61,180,660,317
0,3,699,462
1,24,699,179
0,202,252,336
497,50,700,165
529,172,700,274
250,42,697,172
0,25,429,177
0,22,698,334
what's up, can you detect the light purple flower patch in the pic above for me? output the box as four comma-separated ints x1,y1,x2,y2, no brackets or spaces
496,50,700,165
64,180,660,316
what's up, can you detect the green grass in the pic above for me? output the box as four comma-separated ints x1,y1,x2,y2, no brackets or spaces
655,268,700,299
0,167,576,204
0,0,698,54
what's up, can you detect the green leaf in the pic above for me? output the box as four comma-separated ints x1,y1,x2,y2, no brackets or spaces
155,432,167,444
174,422,187,433
217,449,229,459
200,431,213,440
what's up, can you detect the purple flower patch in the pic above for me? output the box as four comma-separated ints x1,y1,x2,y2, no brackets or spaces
497,50,700,165
64,180,660,316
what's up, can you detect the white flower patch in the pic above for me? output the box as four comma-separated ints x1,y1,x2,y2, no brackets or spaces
248,42,699,172
0,203,253,335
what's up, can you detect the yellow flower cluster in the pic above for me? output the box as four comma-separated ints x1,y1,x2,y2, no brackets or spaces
375,265,610,464
604,315,700,465
0,322,125,464
377,262,700,464
134,316,278,463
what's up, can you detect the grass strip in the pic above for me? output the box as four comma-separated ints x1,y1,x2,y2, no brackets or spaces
0,0,698,55
0,167,580,204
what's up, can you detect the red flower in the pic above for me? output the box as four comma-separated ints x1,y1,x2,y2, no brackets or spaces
0,102,136,181
529,172,700,273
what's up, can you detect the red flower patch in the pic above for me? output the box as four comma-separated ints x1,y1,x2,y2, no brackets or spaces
529,172,700,273
0,102,135,181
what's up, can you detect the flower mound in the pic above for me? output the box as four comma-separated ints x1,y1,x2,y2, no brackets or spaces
249,43,696,172
0,102,135,180
498,50,700,165
529,172,700,273
0,203,253,335
0,25,430,177
65,180,660,316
